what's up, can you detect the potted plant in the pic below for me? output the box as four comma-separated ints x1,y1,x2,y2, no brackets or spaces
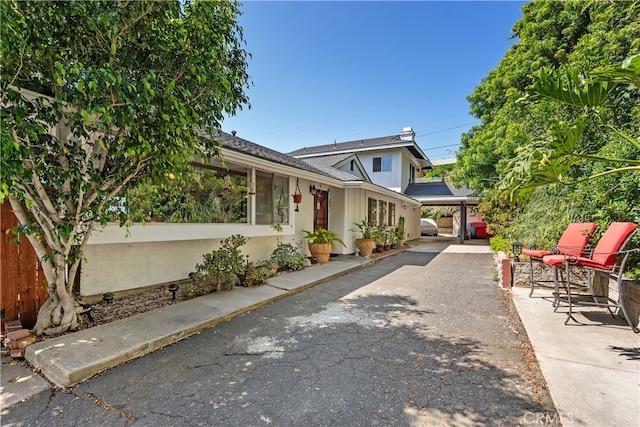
396,216,406,247
373,224,385,252
382,225,394,251
303,228,346,263
351,220,376,257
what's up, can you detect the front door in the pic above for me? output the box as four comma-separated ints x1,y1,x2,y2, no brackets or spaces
313,190,329,231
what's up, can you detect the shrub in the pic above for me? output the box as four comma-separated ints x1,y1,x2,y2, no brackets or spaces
194,234,247,292
270,242,305,271
240,264,273,287
489,236,513,254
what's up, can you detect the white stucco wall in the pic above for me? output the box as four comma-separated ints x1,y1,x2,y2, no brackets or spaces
358,149,403,191
79,175,418,297
81,224,294,297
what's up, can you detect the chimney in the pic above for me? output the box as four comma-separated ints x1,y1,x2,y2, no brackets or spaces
231,130,237,136
400,126,415,142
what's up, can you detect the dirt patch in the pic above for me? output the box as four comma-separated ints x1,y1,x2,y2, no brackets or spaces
77,284,189,330
496,286,557,420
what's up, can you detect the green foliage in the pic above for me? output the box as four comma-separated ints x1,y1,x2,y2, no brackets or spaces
421,206,456,221
269,242,305,272
0,0,250,333
502,56,640,199
451,0,639,274
351,220,377,239
489,236,514,255
303,228,346,249
115,169,248,223
372,224,395,246
396,217,405,242
239,263,273,287
422,164,455,179
194,234,247,292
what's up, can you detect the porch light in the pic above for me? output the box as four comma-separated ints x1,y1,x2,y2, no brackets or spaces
168,284,179,302
512,241,523,262
103,292,114,304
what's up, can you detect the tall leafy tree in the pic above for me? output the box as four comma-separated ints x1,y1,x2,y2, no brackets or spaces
1,0,250,335
452,0,639,246
502,55,640,198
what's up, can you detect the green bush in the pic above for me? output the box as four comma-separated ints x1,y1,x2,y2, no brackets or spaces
240,264,273,287
489,236,514,254
270,242,305,271
194,234,247,292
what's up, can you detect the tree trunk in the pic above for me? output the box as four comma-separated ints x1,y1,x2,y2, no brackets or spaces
9,197,84,336
32,274,80,336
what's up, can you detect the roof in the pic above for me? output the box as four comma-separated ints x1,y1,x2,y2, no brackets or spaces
299,156,364,181
204,130,334,179
288,133,432,166
404,182,478,205
288,134,406,156
431,158,457,166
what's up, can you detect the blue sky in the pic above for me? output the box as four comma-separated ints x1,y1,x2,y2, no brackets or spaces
222,1,526,159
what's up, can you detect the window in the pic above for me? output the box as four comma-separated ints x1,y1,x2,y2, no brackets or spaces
389,203,396,225
368,198,377,223
378,201,387,225
116,166,248,223
255,171,289,225
368,198,395,225
372,156,392,172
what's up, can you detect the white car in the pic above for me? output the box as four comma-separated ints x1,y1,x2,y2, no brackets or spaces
420,218,438,236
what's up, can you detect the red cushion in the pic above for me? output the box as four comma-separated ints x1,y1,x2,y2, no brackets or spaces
555,222,597,257
522,249,552,258
543,222,637,270
591,222,638,267
542,254,575,267
525,222,596,260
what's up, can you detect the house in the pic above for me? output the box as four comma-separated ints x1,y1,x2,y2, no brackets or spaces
289,127,432,194
289,127,480,242
78,131,421,298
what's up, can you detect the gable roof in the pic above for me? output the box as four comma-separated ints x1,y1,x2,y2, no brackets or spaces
300,155,365,181
288,133,433,168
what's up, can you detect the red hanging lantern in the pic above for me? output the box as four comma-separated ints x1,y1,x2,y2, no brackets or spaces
293,179,302,210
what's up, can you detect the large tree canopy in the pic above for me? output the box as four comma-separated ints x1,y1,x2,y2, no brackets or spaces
452,0,639,257
1,0,251,335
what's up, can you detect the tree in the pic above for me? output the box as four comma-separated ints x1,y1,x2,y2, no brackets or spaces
1,0,250,336
501,55,640,199
452,0,639,244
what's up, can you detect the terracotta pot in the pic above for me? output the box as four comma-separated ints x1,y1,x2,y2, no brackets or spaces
309,242,332,263
356,238,375,257
293,193,302,204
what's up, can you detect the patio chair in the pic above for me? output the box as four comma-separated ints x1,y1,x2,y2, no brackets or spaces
522,222,597,298
542,222,639,332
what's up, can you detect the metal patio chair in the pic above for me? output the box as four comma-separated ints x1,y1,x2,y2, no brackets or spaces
522,222,597,299
542,222,639,332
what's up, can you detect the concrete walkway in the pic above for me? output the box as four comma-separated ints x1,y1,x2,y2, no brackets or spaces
2,237,639,427
511,286,640,426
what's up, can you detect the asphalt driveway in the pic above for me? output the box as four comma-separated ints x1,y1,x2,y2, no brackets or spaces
2,250,554,426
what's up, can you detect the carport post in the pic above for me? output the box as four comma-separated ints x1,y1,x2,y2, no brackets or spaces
459,202,467,244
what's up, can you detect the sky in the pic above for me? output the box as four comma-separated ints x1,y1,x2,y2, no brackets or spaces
222,1,527,160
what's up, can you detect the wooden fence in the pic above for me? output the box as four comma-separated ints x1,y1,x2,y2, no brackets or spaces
1,201,46,333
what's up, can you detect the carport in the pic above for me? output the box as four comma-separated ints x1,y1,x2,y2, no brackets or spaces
404,181,479,244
